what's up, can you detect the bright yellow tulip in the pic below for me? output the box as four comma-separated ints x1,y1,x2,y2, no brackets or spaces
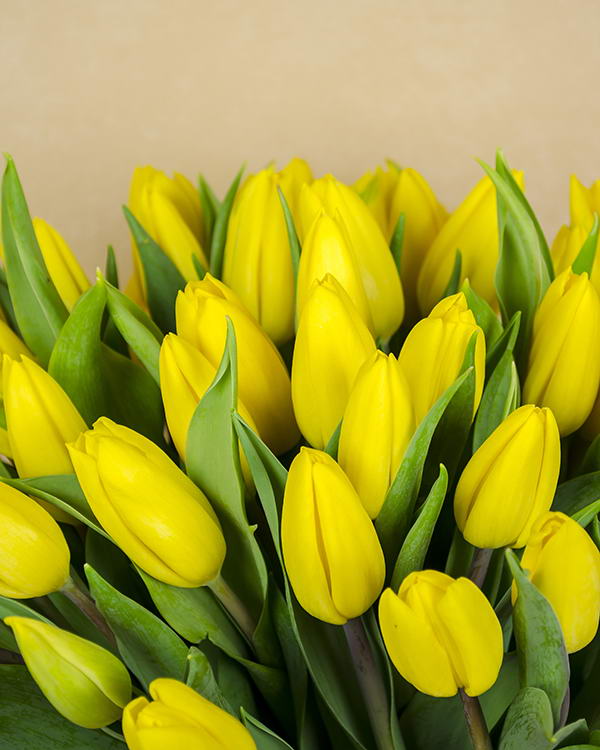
282,447,385,625
454,405,560,549
353,163,402,238
379,570,503,697
122,678,256,750
67,417,226,588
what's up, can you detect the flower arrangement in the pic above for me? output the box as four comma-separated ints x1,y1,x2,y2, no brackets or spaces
0,151,599,750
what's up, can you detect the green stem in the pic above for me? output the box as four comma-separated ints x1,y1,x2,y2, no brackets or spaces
208,575,256,643
459,689,492,750
469,547,493,589
61,578,116,649
344,617,394,750
100,726,126,743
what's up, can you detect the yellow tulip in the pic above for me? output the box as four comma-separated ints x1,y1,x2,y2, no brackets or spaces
175,275,299,455
0,319,31,456
122,678,256,750
296,211,373,329
379,570,502,697
298,175,404,339
518,511,600,653
523,268,600,435
338,351,414,518
129,166,207,287
5,616,131,728
569,174,600,227
353,163,401,238
67,417,226,588
397,292,485,426
277,156,313,219
282,447,385,624
222,166,297,345
0,482,70,597
3,354,87,477
417,172,524,314
454,405,560,549
291,274,376,449
159,333,258,461
32,218,90,310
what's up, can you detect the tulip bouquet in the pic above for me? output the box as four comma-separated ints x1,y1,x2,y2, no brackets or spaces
1,151,600,750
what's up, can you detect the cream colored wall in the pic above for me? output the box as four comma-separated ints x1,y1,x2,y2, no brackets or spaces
2,0,600,277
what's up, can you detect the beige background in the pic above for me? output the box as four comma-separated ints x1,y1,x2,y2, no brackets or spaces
2,0,600,277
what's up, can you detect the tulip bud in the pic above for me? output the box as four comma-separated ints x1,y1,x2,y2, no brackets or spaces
282,447,385,624
353,163,401,238
296,212,373,329
277,157,313,219
518,511,600,653
222,167,296,345
338,351,414,518
122,678,256,750
175,275,299,455
67,417,226,588
32,218,90,310
159,333,258,461
3,354,87,478
523,268,600,435
569,174,600,227
379,570,503,697
129,166,207,286
0,482,70,597
298,175,404,339
397,292,485,426
5,616,131,728
454,405,560,549
291,274,376,449
417,172,524,314
0,318,30,364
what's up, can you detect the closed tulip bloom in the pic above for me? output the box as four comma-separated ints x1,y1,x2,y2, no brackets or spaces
417,172,524,314
175,275,299,455
454,405,560,549
160,333,258,461
282,448,385,624
0,320,31,456
3,355,87,477
569,174,600,227
523,268,600,435
5,617,131,728
397,292,485,426
338,351,414,518
292,274,376,449
0,483,69,597
296,212,373,329
379,570,502,697
353,163,401,238
123,678,256,750
277,156,313,219
222,167,295,345
518,512,600,653
32,218,90,310
129,166,207,285
67,417,226,588
298,175,404,339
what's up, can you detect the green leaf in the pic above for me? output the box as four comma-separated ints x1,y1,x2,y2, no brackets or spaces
324,419,342,460
209,164,245,278
391,464,448,588
123,205,187,332
138,568,248,657
485,310,521,372
552,472,600,516
102,274,162,384
202,642,258,718
505,550,569,725
499,686,554,750
572,214,599,276
85,531,149,605
1,155,68,366
571,499,600,527
442,249,462,298
462,278,502,348
0,265,20,332
241,711,296,749
278,187,301,283
390,213,405,275
85,564,188,689
0,665,122,749
104,245,119,288
186,646,234,714
376,369,472,568
186,319,267,620
198,175,219,250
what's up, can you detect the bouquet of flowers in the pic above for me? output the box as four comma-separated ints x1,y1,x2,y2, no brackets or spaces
0,151,599,750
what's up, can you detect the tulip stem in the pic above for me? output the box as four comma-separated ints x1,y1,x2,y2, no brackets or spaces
459,689,492,750
469,547,493,589
344,617,394,750
209,576,256,643
61,578,117,650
